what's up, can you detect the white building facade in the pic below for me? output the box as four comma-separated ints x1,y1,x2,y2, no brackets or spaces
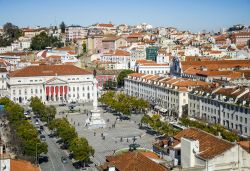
188,86,250,137
6,65,94,104
65,26,87,42
100,50,131,70
125,73,209,117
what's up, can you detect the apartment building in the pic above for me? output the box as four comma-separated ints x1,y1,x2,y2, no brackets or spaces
125,73,209,117
188,85,250,137
65,26,87,42
153,128,250,170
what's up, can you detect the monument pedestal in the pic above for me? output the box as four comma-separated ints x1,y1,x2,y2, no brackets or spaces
85,109,106,129
85,78,106,129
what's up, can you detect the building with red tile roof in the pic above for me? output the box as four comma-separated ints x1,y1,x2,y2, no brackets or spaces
7,65,94,104
99,151,169,171
188,85,250,138
125,73,209,117
153,127,250,170
10,159,39,171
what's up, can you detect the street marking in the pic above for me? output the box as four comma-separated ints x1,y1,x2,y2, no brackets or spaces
48,153,56,171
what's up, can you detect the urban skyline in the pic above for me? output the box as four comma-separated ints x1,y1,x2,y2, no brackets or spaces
0,1,250,171
0,0,250,32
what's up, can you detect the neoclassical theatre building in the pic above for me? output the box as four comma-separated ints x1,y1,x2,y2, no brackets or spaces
6,65,94,104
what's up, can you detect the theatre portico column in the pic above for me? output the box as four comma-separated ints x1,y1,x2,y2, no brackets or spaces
53,86,56,102
62,86,65,102
49,86,51,101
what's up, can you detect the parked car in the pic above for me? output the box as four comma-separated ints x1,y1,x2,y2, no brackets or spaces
40,125,44,130
61,156,68,164
40,135,46,141
59,103,66,106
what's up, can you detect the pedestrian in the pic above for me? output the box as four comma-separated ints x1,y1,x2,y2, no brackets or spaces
74,121,75,125
94,132,96,136
78,123,80,126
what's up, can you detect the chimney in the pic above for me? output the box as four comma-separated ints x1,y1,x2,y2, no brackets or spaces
181,137,199,168
217,132,222,139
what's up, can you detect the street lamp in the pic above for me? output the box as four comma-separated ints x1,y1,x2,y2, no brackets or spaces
35,143,38,165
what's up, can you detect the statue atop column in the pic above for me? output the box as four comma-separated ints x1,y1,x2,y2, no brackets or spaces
85,74,106,129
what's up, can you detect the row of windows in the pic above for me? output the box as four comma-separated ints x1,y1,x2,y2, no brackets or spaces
190,95,249,114
139,70,166,75
205,115,248,134
223,121,248,134
223,112,248,124
68,86,91,92
17,79,43,83
13,89,42,95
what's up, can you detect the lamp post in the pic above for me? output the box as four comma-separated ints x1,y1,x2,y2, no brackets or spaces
36,143,38,165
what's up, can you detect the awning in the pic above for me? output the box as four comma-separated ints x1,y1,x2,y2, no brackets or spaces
160,108,167,113
154,105,161,110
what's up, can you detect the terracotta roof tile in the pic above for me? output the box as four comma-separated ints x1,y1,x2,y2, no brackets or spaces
173,128,235,159
238,141,250,153
103,50,130,56
97,23,114,27
99,151,168,171
8,65,91,77
10,159,39,171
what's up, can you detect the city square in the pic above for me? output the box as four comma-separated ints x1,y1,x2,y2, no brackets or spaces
56,102,156,165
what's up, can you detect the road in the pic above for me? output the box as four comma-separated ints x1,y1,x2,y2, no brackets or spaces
40,126,76,171
28,110,77,171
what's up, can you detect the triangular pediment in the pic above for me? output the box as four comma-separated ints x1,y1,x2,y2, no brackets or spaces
46,77,67,85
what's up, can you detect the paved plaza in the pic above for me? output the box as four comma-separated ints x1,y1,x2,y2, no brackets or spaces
56,102,156,165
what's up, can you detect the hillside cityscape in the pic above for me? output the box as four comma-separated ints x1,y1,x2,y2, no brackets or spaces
0,1,250,171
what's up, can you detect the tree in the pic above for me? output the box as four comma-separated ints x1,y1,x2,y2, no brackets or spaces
0,22,22,47
49,118,77,145
0,97,48,158
82,42,87,53
117,70,135,87
69,137,94,162
24,139,48,156
0,97,14,106
60,21,66,34
30,97,56,122
45,105,56,122
30,32,63,50
5,103,25,124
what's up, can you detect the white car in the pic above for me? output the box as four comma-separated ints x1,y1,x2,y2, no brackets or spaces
35,121,39,125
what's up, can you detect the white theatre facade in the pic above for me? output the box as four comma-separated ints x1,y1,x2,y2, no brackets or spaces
6,65,94,104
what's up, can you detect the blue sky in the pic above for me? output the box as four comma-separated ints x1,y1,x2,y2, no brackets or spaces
0,0,249,32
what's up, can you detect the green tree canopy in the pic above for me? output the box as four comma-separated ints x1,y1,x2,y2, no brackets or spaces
99,91,149,116
0,97,48,157
60,21,66,33
0,22,22,47
30,32,63,50
30,97,56,122
117,69,135,87
69,137,94,161
49,118,77,145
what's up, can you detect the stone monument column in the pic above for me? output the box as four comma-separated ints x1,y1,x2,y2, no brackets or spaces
93,78,98,110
